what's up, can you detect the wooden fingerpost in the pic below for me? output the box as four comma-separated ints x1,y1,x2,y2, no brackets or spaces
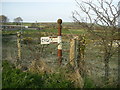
17,32,21,62
57,19,62,65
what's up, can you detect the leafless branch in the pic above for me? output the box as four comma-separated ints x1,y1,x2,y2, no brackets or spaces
73,0,119,83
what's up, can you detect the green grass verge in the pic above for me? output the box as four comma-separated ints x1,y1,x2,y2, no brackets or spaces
84,77,96,88
2,60,74,88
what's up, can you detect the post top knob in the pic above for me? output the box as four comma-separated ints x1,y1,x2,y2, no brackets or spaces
57,19,62,24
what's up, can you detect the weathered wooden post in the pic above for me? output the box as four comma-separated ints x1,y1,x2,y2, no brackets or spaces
57,19,62,65
69,35,86,76
69,38,76,67
69,36,84,88
17,32,22,61
76,36,81,68
70,36,81,67
79,35,86,77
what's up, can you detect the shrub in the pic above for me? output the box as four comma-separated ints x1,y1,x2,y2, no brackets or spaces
84,77,96,88
22,37,33,44
43,73,74,88
2,60,44,88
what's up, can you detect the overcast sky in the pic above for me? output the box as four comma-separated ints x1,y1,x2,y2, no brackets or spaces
1,0,119,22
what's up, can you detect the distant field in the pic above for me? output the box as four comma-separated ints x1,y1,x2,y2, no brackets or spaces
2,28,86,35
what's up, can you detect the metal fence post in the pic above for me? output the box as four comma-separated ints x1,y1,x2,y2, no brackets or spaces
57,19,62,65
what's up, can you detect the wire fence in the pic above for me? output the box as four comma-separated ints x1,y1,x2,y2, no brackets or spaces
2,31,119,87
2,34,18,63
2,32,71,67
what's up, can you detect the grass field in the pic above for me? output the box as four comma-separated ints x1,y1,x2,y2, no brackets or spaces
2,28,86,35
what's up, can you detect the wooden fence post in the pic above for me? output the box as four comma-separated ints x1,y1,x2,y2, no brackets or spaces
69,38,76,67
79,35,86,77
76,36,81,68
17,32,22,62
69,35,86,76
69,36,79,67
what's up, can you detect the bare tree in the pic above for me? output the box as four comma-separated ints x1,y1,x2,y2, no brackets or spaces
73,0,120,86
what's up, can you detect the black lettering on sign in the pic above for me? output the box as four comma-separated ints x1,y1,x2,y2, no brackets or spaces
41,38,49,42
